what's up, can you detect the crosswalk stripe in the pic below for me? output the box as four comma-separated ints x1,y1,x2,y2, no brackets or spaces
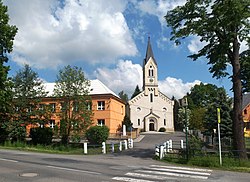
146,167,211,176
135,169,209,180
150,165,212,172
112,177,155,182
125,172,168,180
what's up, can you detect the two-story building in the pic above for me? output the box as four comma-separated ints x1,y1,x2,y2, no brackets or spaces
28,79,125,136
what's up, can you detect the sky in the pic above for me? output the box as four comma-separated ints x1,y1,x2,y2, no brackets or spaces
4,0,235,99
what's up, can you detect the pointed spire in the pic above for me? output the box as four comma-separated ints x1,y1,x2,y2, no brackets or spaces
144,36,157,65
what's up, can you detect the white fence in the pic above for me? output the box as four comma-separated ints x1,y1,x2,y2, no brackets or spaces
83,138,134,154
155,139,185,159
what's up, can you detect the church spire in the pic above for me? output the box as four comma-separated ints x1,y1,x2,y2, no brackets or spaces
144,36,157,65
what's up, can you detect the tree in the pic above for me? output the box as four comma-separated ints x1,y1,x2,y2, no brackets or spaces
53,65,92,144
188,83,233,138
165,0,249,159
118,90,128,103
131,85,141,99
122,114,132,131
0,0,18,136
85,125,109,144
241,50,250,93
10,64,48,141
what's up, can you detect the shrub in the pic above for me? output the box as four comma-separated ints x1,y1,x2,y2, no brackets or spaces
85,125,109,144
0,126,8,143
159,127,166,132
30,127,53,145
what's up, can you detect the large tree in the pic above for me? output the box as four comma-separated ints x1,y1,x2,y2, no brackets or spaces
131,85,141,99
0,0,17,123
10,64,48,141
165,0,249,159
53,65,92,144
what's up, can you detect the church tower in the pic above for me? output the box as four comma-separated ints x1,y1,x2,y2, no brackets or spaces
143,36,158,96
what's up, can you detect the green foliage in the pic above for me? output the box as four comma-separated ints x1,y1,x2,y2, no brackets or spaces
4,121,26,142
122,114,132,131
240,50,250,92
30,127,53,145
131,85,141,99
158,127,166,132
189,107,206,130
165,0,249,158
11,64,49,128
0,125,8,143
118,90,128,103
53,65,92,144
0,0,18,123
85,125,109,144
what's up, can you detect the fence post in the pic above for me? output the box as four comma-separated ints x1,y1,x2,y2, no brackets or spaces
119,141,122,151
169,139,172,152
102,142,106,154
180,140,184,149
83,142,88,154
111,142,115,153
155,145,159,156
124,140,128,150
160,145,164,159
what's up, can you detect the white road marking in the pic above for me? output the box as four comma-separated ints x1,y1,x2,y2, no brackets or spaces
112,177,155,182
147,167,211,176
136,169,209,180
125,172,169,180
150,165,213,172
0,158,18,163
47,165,101,175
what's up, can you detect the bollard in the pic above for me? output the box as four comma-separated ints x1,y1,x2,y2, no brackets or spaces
102,142,106,154
160,145,164,159
180,140,184,149
155,145,159,156
169,139,172,151
130,139,133,148
111,142,115,153
84,142,88,154
124,140,128,150
119,141,122,151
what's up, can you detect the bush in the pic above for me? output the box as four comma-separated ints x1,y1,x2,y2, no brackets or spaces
159,127,166,132
85,125,109,144
0,126,8,143
30,127,53,145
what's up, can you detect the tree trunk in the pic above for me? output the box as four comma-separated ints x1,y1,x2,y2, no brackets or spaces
231,37,247,159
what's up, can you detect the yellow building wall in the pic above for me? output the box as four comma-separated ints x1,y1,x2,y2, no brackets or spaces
243,104,250,137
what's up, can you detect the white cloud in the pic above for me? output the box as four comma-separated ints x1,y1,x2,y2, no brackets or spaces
159,77,201,99
137,0,186,26
4,0,137,69
94,60,142,97
94,60,200,99
187,36,207,54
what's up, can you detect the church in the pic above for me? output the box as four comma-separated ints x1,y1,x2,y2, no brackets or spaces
128,37,174,132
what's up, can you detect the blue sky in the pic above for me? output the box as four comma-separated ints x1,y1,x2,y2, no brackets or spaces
4,0,234,99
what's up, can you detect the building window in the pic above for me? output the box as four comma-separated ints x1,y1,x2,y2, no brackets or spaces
149,66,154,77
86,102,92,110
50,103,56,112
138,119,140,126
39,104,45,111
97,119,105,126
164,119,166,126
121,106,124,114
136,107,141,112
150,93,153,102
244,109,247,115
245,122,250,130
50,120,55,128
97,101,105,110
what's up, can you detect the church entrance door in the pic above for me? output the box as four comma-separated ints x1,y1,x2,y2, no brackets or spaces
149,123,154,131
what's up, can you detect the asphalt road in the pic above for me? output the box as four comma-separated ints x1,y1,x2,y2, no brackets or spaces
0,132,249,182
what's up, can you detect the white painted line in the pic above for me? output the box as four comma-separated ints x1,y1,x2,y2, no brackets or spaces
112,177,155,182
147,167,211,176
47,165,101,175
126,172,169,180
136,170,209,180
0,158,18,163
150,165,212,172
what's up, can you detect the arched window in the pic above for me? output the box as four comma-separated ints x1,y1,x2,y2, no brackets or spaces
149,66,154,77
150,93,153,102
